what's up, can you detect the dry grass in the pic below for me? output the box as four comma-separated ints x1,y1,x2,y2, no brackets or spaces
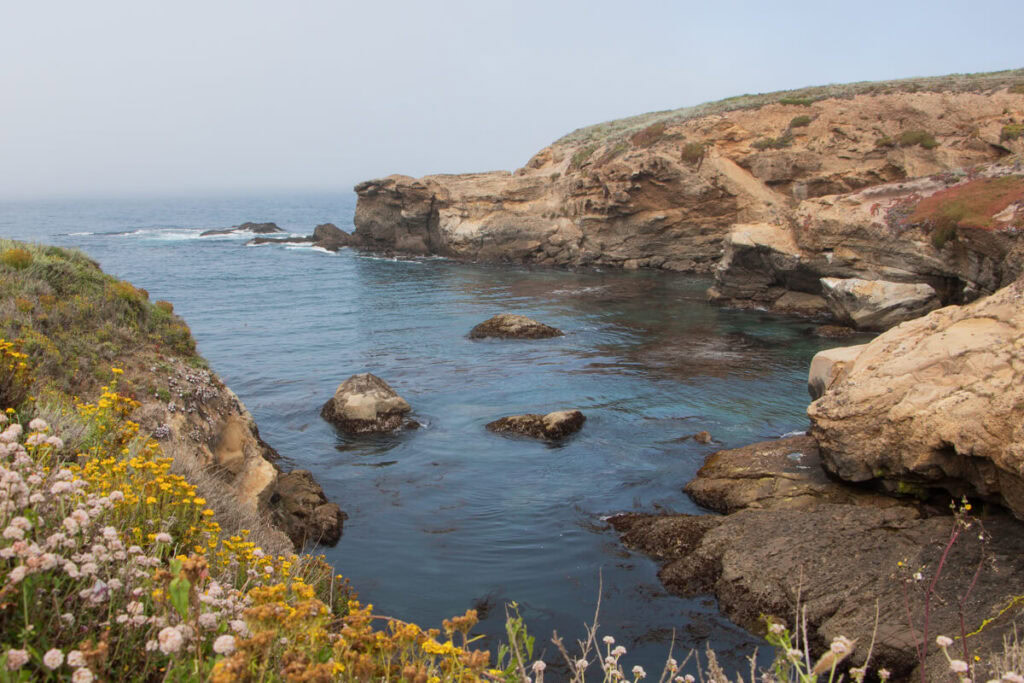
556,68,1024,147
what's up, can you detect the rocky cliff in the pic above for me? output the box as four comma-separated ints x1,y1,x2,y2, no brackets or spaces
354,70,1024,292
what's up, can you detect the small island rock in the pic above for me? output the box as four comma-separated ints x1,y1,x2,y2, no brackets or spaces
271,469,347,547
321,373,413,433
486,409,585,440
469,314,563,339
201,221,284,237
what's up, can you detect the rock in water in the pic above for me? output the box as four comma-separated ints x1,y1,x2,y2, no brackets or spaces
809,277,1024,517
320,373,413,433
271,470,347,547
469,314,563,339
201,221,283,237
486,410,585,440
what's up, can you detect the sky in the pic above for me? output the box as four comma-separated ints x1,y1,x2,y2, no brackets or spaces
1,0,1021,200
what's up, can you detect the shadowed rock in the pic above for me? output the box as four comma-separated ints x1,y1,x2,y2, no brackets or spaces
486,409,585,440
611,433,1024,679
321,373,413,433
469,314,563,339
270,470,346,547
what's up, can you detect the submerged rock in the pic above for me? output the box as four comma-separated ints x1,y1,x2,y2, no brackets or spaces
321,373,414,433
468,314,563,339
270,470,347,547
486,409,585,440
201,221,283,237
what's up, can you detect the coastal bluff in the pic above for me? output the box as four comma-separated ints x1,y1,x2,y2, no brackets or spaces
354,70,1024,329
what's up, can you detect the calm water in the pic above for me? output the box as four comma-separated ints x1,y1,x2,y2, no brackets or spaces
1,192,852,674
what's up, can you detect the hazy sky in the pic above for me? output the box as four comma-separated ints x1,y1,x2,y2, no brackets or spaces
1,0,1021,199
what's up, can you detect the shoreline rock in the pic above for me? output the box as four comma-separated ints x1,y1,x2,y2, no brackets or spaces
320,373,415,433
486,410,585,440
468,314,563,339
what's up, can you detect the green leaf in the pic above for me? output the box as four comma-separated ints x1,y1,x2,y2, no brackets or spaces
169,575,190,620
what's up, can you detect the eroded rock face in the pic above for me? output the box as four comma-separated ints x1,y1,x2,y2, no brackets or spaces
271,470,347,548
711,165,1024,324
355,88,1024,274
486,410,585,440
807,344,866,400
468,314,563,339
131,360,341,552
809,278,1024,517
820,277,941,330
320,373,413,433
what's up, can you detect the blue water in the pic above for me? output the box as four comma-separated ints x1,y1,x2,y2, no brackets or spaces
1,192,851,674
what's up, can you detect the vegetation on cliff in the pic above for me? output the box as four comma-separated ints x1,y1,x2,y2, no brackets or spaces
556,68,1024,147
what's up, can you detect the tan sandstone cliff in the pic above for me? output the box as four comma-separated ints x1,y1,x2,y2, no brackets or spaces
354,70,1024,302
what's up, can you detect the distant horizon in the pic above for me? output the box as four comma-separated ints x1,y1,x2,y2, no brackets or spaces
3,0,1022,200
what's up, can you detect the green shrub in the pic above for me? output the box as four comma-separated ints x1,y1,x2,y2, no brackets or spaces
681,141,706,163
155,299,175,314
1009,83,1024,95
569,144,598,170
1001,124,1024,142
778,96,816,106
875,135,895,148
1,247,32,270
898,129,939,149
752,132,794,150
789,115,812,128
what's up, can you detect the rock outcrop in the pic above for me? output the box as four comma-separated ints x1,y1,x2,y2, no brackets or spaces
710,165,1024,327
354,73,1024,282
320,373,414,433
132,358,342,552
807,343,866,400
809,277,1024,517
202,222,284,237
468,314,563,339
819,277,941,330
486,410,585,440
247,223,357,251
613,434,1024,679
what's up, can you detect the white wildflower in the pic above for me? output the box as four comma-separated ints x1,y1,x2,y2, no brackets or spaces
937,635,954,647
67,650,86,667
950,660,969,673
42,648,64,669
72,668,94,683
158,626,183,654
212,635,236,655
28,418,48,431
5,649,28,670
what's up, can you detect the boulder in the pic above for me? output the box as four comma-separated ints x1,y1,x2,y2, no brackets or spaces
807,344,866,400
809,278,1024,517
270,469,346,547
468,314,563,339
486,409,585,440
201,222,283,237
312,223,353,250
820,277,941,331
320,373,413,433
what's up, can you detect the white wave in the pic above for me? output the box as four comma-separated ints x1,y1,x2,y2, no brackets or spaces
284,244,336,255
780,429,807,439
66,231,94,236
551,285,608,296
356,254,425,265
113,228,206,241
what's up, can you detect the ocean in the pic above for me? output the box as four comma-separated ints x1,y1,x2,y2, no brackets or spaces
1,190,849,674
